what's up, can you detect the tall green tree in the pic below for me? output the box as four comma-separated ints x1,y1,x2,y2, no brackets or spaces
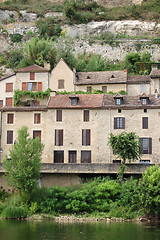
108,132,142,181
3,126,43,199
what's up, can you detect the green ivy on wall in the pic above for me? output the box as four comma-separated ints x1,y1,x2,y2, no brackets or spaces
13,89,51,106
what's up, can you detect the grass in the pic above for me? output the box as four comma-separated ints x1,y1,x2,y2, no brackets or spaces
0,0,159,22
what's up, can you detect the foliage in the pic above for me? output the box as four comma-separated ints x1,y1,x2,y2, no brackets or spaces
5,49,24,69
56,90,127,95
108,132,142,181
1,205,28,218
36,17,62,40
10,33,22,43
25,37,55,66
39,186,69,214
3,126,44,201
13,88,51,106
138,165,160,216
124,52,141,74
29,202,38,215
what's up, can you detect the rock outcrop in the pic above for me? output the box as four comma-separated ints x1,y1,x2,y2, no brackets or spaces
64,20,160,38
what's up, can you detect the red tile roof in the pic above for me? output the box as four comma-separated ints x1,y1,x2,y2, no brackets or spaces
48,94,103,109
15,64,49,72
0,73,15,81
75,71,127,85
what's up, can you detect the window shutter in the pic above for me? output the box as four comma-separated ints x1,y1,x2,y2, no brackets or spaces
143,117,148,129
86,129,90,145
84,110,89,122
82,129,86,146
30,72,35,80
122,117,125,129
37,82,42,91
57,110,62,122
114,118,117,129
149,138,152,154
0,100,3,108
22,82,27,91
59,130,63,146
7,114,14,124
140,138,143,154
6,98,12,106
7,131,13,144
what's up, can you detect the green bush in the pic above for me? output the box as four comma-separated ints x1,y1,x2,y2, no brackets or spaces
10,33,22,43
1,205,28,218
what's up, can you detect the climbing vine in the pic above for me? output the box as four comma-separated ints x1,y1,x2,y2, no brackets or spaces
13,89,51,106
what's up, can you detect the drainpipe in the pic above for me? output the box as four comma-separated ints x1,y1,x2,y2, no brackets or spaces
0,109,3,163
109,108,111,164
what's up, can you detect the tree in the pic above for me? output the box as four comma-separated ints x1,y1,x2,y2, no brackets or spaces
3,126,44,200
138,165,160,217
108,132,142,181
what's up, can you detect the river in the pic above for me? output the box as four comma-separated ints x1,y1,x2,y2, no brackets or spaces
0,220,160,240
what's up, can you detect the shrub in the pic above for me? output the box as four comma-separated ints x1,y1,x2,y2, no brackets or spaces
1,206,28,218
10,33,22,43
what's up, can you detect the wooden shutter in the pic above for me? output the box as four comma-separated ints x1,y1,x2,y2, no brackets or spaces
54,151,64,163
7,131,13,144
30,72,35,80
142,117,148,129
57,110,62,122
114,118,117,129
86,129,90,145
149,138,152,154
22,82,27,91
34,113,40,124
7,114,14,124
84,110,89,122
0,100,3,108
140,138,143,154
59,130,63,146
6,83,13,92
33,130,41,142
6,98,12,106
81,151,91,163
122,117,125,129
37,82,42,91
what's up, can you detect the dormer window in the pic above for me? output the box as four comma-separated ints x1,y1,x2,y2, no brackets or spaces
111,75,115,78
69,94,79,106
140,94,149,105
115,98,121,105
142,98,147,105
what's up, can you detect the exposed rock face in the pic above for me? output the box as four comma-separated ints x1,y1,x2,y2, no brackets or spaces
44,12,63,18
19,11,37,22
94,0,143,7
0,10,17,22
64,20,160,38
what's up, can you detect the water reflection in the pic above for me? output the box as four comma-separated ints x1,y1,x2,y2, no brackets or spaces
0,220,160,240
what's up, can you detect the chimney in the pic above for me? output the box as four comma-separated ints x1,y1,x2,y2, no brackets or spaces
155,89,158,98
73,66,76,74
50,91,56,97
152,64,158,71
44,62,50,71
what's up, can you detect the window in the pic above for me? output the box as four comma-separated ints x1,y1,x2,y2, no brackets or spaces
6,98,12,106
27,100,40,107
55,129,63,146
7,114,14,124
71,98,77,106
84,110,89,122
58,79,64,89
118,109,121,113
54,151,64,163
33,130,41,142
56,110,62,122
81,151,91,163
6,83,13,92
82,129,90,146
30,72,35,80
140,138,152,154
0,100,3,108
139,160,150,163
87,86,92,93
7,130,13,144
27,82,37,91
34,113,41,124
115,98,121,105
142,117,148,129
69,151,77,163
102,86,107,93
113,160,121,163
144,109,147,113
142,98,147,105
114,117,125,129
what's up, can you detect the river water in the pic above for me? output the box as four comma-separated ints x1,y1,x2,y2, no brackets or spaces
0,220,160,240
